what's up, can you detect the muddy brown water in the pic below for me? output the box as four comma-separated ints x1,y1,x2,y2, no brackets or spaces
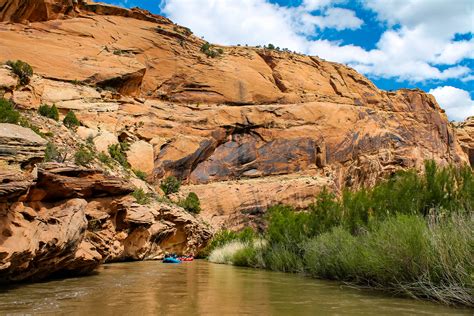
0,261,471,315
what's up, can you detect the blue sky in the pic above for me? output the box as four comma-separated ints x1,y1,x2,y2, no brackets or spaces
100,0,473,121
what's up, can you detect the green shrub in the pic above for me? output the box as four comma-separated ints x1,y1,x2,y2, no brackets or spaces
199,227,256,258
74,145,94,166
6,60,33,85
160,176,181,195
63,110,80,128
302,214,473,306
266,43,275,50
108,142,130,168
98,152,114,168
179,192,201,214
262,244,304,273
38,104,59,121
304,227,359,280
44,142,66,162
0,98,20,124
18,116,47,137
132,188,151,205
0,99,47,137
133,169,147,181
200,42,222,58
265,204,310,250
206,161,474,306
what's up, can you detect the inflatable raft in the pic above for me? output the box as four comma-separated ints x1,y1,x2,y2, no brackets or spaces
162,257,181,264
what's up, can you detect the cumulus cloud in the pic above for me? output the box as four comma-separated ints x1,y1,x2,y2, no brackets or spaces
429,86,474,121
161,0,473,83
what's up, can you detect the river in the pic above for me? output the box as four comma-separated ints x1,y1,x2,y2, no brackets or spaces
0,261,470,315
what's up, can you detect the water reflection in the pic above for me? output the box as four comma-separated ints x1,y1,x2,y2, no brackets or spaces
0,261,471,315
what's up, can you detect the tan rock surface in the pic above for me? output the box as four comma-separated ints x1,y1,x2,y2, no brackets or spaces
93,131,118,153
455,116,474,166
0,198,101,283
126,140,154,175
0,67,17,90
0,123,47,167
0,162,211,282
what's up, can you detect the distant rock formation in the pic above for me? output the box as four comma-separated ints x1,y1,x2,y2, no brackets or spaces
455,116,474,167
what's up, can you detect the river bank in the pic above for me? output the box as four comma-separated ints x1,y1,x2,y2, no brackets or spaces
206,162,474,307
0,261,471,315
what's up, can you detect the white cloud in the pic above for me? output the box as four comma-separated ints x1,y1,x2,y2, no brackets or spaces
161,0,473,83
161,0,361,49
429,86,474,121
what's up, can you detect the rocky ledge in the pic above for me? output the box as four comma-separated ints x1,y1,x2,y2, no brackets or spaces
0,126,211,283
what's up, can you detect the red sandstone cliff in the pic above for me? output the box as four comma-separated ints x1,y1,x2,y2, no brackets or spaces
0,0,470,281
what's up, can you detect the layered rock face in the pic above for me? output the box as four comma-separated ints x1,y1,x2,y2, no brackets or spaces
455,117,474,167
0,127,211,283
0,0,469,233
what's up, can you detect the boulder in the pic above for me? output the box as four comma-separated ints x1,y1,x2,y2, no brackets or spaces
0,168,35,201
0,123,47,167
0,67,17,90
93,131,118,154
0,199,101,283
126,140,154,175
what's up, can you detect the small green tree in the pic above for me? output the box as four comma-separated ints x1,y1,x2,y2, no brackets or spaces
108,142,130,168
0,98,20,124
6,60,33,85
200,42,211,53
98,152,114,168
133,169,147,181
63,110,80,128
200,42,222,58
132,188,151,205
160,176,181,195
179,192,201,214
267,43,275,50
44,142,67,162
74,145,94,166
38,104,59,121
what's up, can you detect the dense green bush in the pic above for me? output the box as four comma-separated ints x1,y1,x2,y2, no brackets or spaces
303,215,473,306
63,110,80,128
74,145,94,166
266,44,275,50
200,42,222,58
0,98,20,124
199,227,256,258
207,161,474,306
38,104,59,121
108,142,130,168
160,176,181,195
44,142,66,162
133,169,147,181
132,188,151,205
6,60,33,85
98,152,114,168
179,192,201,214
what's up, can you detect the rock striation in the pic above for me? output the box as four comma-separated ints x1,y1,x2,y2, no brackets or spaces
0,162,211,283
0,0,471,282
455,117,474,167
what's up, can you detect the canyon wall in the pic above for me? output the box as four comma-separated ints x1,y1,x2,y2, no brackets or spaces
0,0,470,280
